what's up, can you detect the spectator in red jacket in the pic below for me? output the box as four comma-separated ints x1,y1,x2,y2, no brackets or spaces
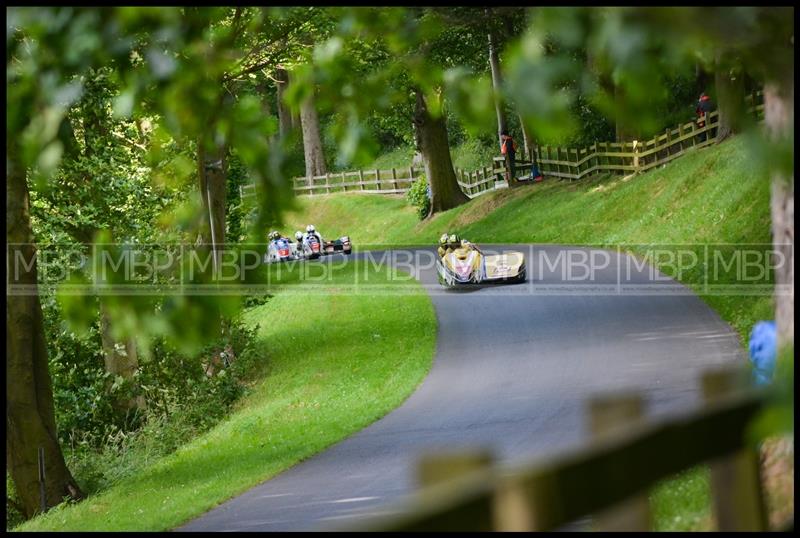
500,130,518,182
695,92,715,142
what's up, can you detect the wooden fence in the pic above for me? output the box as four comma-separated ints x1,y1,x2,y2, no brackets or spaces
292,165,423,195
241,90,765,201
341,366,777,532
530,90,765,182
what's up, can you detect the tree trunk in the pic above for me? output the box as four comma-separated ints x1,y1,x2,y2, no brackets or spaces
614,84,637,142
488,24,508,146
696,60,711,95
7,144,83,518
98,301,145,412
413,89,468,214
518,112,533,161
587,49,618,142
714,50,746,143
764,81,794,350
275,67,293,140
258,81,277,145
197,137,227,272
300,90,327,178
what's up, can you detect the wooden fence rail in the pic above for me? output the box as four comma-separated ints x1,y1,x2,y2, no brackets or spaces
341,366,770,532
240,90,764,201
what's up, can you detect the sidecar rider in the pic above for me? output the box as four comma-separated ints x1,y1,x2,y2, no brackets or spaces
304,224,324,247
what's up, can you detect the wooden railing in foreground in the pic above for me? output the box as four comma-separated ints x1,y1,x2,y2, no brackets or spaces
240,90,764,201
342,367,772,532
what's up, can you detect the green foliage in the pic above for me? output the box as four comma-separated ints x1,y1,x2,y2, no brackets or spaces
6,475,25,530
366,145,416,170
450,137,498,171
47,316,260,495
406,175,431,219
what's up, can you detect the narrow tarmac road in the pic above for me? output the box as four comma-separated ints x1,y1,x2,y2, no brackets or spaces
179,245,743,531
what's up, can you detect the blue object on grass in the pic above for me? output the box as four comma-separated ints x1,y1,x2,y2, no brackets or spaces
748,320,777,386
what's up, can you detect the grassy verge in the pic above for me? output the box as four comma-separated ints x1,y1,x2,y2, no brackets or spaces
280,135,777,529
15,261,436,531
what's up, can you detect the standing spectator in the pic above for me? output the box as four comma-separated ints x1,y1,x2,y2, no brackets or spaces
695,91,715,143
500,130,518,183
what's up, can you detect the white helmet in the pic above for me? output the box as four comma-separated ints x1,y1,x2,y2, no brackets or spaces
295,231,303,240
306,224,316,233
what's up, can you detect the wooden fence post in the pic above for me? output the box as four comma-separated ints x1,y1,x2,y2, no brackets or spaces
375,168,381,192
324,172,331,194
493,472,536,531
665,128,671,159
359,169,365,191
702,368,767,532
588,392,651,531
570,148,578,181
418,449,493,489
633,140,640,174
391,167,398,191
409,165,415,181
414,449,496,532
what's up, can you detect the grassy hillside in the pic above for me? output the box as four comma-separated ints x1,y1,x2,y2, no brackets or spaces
16,261,436,531
284,136,773,343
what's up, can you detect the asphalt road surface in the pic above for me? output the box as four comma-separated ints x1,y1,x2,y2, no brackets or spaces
179,245,744,532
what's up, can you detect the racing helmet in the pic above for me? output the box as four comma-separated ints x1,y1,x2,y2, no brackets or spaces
448,233,460,245
306,224,316,233
439,233,449,245
269,230,278,240
295,231,303,240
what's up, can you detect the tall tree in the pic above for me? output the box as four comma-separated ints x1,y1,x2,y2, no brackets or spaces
198,133,228,269
487,21,508,145
300,88,328,177
413,89,469,213
275,67,293,139
7,139,84,516
714,50,746,143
